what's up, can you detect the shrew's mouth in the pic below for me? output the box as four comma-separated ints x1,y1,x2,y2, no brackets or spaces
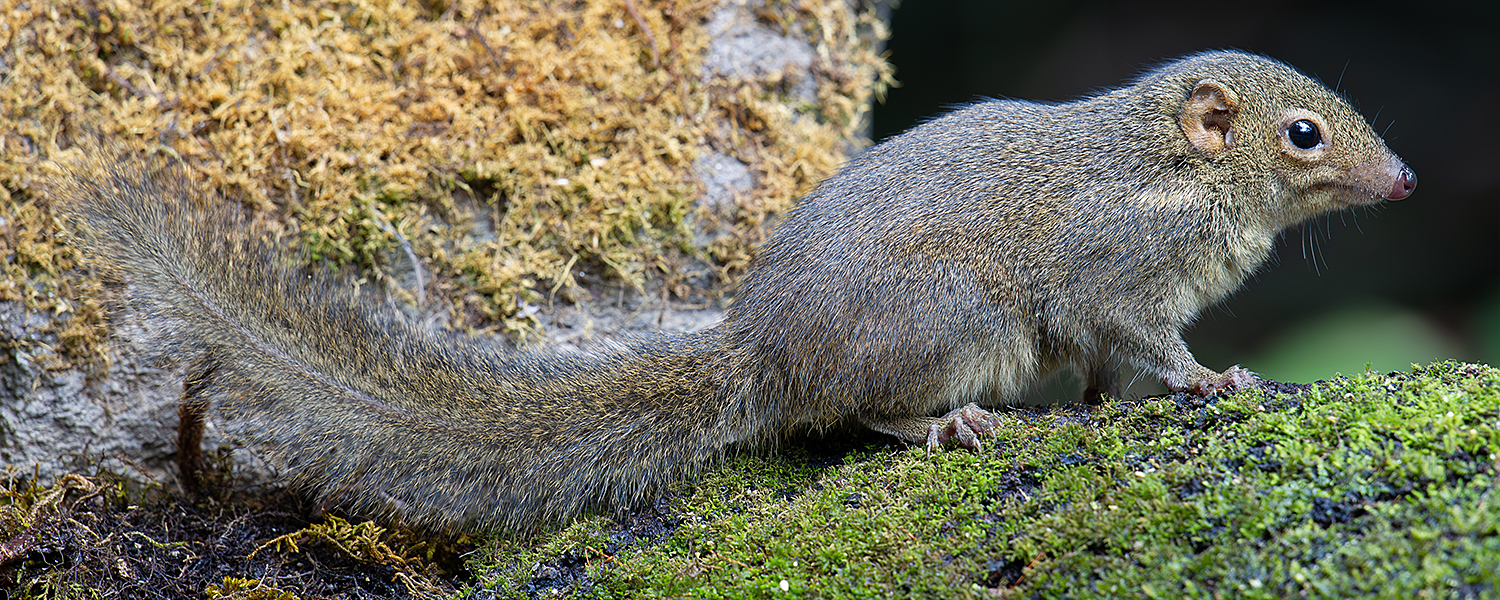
1306,182,1386,207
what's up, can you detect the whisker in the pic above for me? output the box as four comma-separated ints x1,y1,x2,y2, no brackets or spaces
1301,227,1309,263
1319,219,1332,273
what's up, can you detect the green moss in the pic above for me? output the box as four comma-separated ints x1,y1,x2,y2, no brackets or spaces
474,361,1500,598
205,577,301,600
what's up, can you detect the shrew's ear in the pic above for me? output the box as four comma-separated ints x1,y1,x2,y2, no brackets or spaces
1179,79,1239,154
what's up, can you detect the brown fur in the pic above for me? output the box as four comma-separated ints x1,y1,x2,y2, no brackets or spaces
56,50,1413,533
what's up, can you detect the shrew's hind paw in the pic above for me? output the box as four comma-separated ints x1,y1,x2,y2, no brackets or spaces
926,403,1004,452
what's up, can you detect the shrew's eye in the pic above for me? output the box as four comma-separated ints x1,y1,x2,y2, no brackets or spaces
1287,119,1322,150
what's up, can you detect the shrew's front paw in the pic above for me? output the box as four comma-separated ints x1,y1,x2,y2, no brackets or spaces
926,403,1004,452
1180,365,1259,396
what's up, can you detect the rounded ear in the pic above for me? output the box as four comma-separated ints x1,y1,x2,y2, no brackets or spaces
1179,79,1239,154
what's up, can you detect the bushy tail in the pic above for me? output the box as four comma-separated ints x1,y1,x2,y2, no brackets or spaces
54,150,760,533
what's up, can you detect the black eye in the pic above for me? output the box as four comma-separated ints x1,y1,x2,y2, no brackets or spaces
1287,119,1322,150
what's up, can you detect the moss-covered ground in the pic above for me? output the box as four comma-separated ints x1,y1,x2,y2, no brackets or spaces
468,361,1499,599
10,361,1493,598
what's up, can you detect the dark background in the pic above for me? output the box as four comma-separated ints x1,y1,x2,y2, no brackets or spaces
871,0,1500,385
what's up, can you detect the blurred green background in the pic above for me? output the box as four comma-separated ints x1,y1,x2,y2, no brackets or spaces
871,0,1500,386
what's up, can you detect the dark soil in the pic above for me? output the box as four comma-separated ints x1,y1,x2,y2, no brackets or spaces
0,481,473,599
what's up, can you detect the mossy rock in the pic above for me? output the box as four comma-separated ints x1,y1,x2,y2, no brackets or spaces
0,0,892,487
472,360,1500,599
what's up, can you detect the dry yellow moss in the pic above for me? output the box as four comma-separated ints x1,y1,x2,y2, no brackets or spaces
0,0,891,358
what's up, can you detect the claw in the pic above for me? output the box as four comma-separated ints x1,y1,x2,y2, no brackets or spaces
925,403,1005,452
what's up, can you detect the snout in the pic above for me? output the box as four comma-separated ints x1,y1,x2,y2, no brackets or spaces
1344,156,1416,205
1388,164,1416,200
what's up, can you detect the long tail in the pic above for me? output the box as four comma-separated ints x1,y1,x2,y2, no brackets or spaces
54,150,760,533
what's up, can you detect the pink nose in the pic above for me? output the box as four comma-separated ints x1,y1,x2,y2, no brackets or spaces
1388,165,1416,200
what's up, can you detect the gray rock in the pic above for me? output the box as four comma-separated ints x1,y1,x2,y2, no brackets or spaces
1,301,177,484
702,2,819,104
693,150,755,214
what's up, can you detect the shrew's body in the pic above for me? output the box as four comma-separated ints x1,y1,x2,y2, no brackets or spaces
59,51,1415,532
